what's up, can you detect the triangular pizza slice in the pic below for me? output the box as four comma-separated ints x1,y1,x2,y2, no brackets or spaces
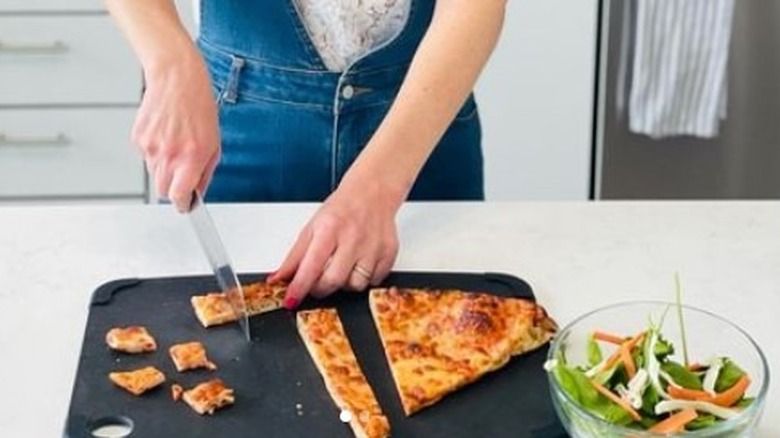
369,287,557,416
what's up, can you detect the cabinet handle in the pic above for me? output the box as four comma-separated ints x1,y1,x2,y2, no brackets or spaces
0,133,71,147
0,40,69,54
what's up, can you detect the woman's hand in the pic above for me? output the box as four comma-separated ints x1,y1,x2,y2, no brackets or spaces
134,53,220,211
268,171,406,309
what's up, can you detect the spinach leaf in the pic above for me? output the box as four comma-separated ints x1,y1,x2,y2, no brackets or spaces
661,360,703,390
735,397,755,409
654,336,675,361
554,364,600,407
587,335,603,367
641,384,659,416
686,414,718,431
715,359,746,392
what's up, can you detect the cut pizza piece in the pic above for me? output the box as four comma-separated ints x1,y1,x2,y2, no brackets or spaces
191,293,238,328
169,341,217,372
105,326,157,353
108,366,166,396
369,287,557,416
190,281,288,328
297,309,390,438
171,384,184,401
181,379,235,415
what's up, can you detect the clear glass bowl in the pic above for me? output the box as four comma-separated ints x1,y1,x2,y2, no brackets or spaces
547,301,769,437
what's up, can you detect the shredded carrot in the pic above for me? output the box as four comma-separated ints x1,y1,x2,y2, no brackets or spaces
591,380,642,421
620,347,636,379
649,408,698,433
668,375,751,407
599,332,646,373
593,330,625,345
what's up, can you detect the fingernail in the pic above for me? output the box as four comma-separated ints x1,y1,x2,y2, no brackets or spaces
283,297,299,310
267,271,277,281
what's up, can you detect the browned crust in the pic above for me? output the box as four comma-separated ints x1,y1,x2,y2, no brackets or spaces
181,379,235,415
105,326,157,353
108,366,166,396
297,309,391,438
169,341,217,372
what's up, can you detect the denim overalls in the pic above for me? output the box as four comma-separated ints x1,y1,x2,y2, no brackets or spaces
198,0,484,202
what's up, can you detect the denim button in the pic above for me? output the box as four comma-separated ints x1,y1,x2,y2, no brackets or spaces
341,85,355,99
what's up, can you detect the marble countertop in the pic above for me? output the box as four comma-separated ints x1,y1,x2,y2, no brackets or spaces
0,201,777,436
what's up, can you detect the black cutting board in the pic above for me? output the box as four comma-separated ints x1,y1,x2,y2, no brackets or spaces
64,272,566,438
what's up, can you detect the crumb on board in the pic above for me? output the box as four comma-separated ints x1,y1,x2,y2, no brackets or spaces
339,410,352,423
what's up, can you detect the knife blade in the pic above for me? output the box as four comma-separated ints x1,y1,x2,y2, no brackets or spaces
188,191,251,342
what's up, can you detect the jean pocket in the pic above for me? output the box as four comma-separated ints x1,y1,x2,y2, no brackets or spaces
454,94,479,122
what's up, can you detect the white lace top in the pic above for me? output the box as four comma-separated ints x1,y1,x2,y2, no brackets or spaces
293,0,412,72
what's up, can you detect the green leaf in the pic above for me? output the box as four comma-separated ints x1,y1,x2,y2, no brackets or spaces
554,364,600,407
641,384,659,416
639,416,660,430
587,335,603,367
735,397,755,409
654,336,675,361
685,414,718,431
715,359,746,393
597,403,634,426
661,360,703,390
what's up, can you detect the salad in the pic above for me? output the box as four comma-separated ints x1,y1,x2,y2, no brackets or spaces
545,304,754,434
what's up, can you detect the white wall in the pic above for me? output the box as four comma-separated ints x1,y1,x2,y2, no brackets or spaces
477,0,598,200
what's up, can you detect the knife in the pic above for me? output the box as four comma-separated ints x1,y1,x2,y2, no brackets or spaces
188,191,251,342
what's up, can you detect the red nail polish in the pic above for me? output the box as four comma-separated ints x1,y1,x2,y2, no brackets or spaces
283,297,299,310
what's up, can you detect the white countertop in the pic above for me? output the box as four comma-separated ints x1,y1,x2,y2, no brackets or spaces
0,201,777,436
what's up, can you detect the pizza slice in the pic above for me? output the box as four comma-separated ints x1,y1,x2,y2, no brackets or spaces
169,341,217,372
297,309,390,438
369,287,557,416
105,326,157,353
108,366,166,396
181,379,235,415
171,384,184,401
191,281,287,328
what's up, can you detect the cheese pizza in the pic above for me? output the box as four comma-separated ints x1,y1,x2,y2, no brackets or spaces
297,309,390,438
108,366,166,396
181,379,235,415
191,281,287,328
105,326,157,353
369,287,557,416
169,341,217,372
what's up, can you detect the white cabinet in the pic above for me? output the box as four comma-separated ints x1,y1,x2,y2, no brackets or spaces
0,16,141,105
0,7,144,201
0,109,143,197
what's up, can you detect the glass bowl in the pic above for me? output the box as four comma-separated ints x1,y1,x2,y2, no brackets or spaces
547,301,769,437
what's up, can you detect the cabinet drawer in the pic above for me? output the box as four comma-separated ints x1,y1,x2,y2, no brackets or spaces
0,16,140,105
0,108,145,198
0,0,102,13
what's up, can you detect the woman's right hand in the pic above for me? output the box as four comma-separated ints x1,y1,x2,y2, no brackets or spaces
132,50,220,212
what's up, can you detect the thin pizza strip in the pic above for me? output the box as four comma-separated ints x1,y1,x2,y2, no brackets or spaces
105,326,157,353
297,309,390,438
369,287,557,416
190,281,287,328
169,341,217,372
181,379,235,415
109,366,166,396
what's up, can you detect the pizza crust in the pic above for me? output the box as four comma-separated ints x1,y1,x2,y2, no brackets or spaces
105,326,157,353
369,287,557,416
297,309,390,438
181,379,235,415
108,366,166,396
169,341,217,372
190,281,287,328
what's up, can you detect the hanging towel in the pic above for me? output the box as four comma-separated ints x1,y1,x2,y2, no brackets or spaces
621,0,735,139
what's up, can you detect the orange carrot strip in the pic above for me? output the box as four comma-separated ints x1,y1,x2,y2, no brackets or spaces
620,347,636,379
712,375,751,407
668,375,751,407
593,331,625,345
649,408,698,433
591,380,642,421
599,332,646,373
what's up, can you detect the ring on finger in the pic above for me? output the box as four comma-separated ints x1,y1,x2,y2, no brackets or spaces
352,263,373,280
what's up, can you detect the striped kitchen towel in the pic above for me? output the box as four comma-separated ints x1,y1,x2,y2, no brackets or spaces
620,0,735,139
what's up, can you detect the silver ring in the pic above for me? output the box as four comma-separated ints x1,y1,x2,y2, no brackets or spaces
352,264,372,280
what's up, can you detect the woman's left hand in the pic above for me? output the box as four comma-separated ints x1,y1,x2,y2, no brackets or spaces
268,173,405,309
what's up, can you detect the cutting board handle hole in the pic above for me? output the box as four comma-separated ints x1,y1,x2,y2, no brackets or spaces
89,416,134,438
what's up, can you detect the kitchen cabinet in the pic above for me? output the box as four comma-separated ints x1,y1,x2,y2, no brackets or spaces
0,4,145,202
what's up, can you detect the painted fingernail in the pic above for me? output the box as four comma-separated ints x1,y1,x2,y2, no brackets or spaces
283,297,299,310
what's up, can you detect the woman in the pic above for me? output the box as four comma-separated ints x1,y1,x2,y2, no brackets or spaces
106,0,507,308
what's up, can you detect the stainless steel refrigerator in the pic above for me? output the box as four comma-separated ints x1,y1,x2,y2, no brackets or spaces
594,0,780,199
